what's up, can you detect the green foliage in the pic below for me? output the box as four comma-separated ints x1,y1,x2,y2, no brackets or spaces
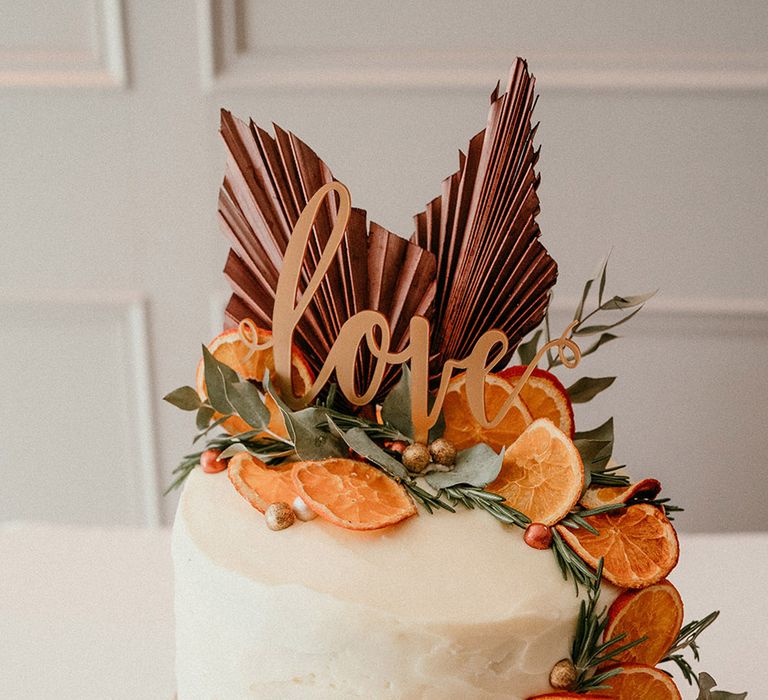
570,560,647,692
425,443,503,490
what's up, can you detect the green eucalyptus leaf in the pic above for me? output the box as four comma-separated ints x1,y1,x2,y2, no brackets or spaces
202,345,235,414
516,329,542,366
218,443,249,460
227,381,271,430
597,252,610,305
567,376,616,404
163,386,202,411
580,332,619,358
696,673,747,700
284,406,345,459
381,366,414,439
426,443,504,490
193,413,231,443
573,439,612,470
574,418,614,472
601,290,657,310
575,417,614,443
574,305,643,336
265,372,343,459
332,423,409,480
573,256,609,322
195,405,215,430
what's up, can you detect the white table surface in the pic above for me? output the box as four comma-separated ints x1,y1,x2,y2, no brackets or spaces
0,523,764,699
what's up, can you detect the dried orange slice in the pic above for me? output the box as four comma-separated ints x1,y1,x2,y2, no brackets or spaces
443,373,533,452
227,452,298,513
499,366,575,437
196,326,313,436
600,664,682,699
580,478,661,510
486,418,584,525
529,695,610,700
556,504,679,588
291,458,416,531
603,579,684,666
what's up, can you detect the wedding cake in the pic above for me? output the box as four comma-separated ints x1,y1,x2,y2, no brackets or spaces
166,59,744,699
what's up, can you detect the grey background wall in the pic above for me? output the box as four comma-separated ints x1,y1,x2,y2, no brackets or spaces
1,1,766,531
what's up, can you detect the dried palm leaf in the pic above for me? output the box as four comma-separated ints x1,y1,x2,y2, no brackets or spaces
218,110,436,401
411,58,557,381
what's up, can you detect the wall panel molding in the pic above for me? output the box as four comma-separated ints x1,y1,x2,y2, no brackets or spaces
198,0,768,92
0,290,160,526
0,0,127,89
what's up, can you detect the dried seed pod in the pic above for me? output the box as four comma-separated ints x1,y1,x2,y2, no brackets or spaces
549,658,577,690
428,438,457,466
265,502,295,531
402,443,431,473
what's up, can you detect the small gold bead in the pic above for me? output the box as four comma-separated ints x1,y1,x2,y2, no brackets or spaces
428,438,457,466
549,658,577,690
265,502,295,531
402,443,431,473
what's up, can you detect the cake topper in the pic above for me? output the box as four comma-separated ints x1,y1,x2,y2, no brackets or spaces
219,58,563,441
238,180,581,443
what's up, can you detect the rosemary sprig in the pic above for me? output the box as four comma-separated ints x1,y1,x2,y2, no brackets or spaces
661,611,720,686
560,503,627,533
588,463,631,487
627,495,684,521
320,408,410,442
404,481,455,514
163,432,295,495
440,485,530,528
551,528,598,590
570,560,647,692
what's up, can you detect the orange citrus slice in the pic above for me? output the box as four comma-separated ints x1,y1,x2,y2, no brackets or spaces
227,452,298,513
499,366,575,437
196,326,313,436
529,695,610,700
487,418,584,525
599,664,682,700
442,373,533,452
580,478,661,510
291,458,416,531
556,503,679,588
603,579,684,666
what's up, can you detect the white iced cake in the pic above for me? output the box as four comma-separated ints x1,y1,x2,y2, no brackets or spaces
173,468,615,699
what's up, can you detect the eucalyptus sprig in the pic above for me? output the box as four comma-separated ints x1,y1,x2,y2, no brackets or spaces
550,255,656,370
570,560,647,692
515,257,655,379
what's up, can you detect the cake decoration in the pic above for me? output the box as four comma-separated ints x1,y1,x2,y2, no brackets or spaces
165,58,746,697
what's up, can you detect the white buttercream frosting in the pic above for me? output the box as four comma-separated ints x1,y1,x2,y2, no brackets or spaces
173,467,614,699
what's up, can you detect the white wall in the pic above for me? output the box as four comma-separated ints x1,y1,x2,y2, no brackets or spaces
1,1,766,531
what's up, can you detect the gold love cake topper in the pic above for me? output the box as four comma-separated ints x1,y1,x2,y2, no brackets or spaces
239,182,580,444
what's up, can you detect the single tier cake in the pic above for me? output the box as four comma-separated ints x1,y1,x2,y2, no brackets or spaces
173,467,618,699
